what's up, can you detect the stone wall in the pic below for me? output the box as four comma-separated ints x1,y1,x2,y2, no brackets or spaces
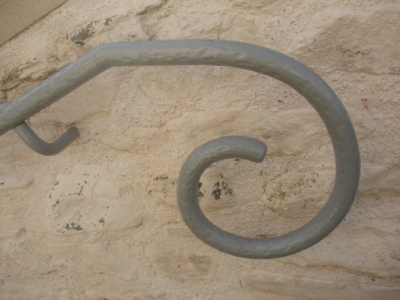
0,0,399,299
0,0,67,46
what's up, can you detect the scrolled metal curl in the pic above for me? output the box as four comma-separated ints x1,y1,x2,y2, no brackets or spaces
0,40,360,258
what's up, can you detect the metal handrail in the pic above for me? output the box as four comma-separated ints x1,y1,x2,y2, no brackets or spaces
0,40,360,258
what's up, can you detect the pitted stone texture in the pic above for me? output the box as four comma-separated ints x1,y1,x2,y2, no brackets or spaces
3,237,55,274
3,236,139,281
261,168,334,220
1,281,71,300
359,163,400,195
162,223,193,237
149,167,236,212
241,271,400,300
196,166,236,212
46,240,139,281
68,14,148,49
145,246,214,280
167,109,329,156
289,5,400,75
278,228,400,277
45,165,144,234
148,174,177,207
0,163,33,189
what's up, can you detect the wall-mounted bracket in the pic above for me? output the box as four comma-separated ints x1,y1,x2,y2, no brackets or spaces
14,122,79,156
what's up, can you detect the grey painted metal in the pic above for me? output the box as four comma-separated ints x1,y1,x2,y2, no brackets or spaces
178,133,358,258
0,40,360,258
14,122,79,156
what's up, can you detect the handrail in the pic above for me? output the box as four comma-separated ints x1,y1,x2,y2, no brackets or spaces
0,40,360,258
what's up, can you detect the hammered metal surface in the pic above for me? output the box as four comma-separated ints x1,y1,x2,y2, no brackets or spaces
0,40,360,258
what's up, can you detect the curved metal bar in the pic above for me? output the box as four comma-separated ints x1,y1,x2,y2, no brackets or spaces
14,122,79,156
177,135,358,259
0,40,360,258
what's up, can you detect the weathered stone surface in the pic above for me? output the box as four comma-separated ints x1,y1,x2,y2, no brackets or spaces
196,166,236,212
148,173,177,207
46,240,140,281
241,271,400,300
149,166,236,212
167,109,329,156
145,246,214,280
261,168,333,220
289,5,400,75
162,223,193,237
0,0,67,46
45,165,144,234
278,228,400,277
0,0,399,299
0,163,33,190
3,237,55,274
3,236,139,281
1,281,71,300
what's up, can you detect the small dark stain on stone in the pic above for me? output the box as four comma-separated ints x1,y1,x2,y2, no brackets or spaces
0,182,4,185
211,181,233,200
78,185,84,196
104,18,112,26
221,181,233,195
154,176,169,181
212,182,222,200
52,200,60,210
64,223,82,231
54,181,59,186
70,21,97,46
212,189,222,200
99,218,105,225
74,41,85,46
